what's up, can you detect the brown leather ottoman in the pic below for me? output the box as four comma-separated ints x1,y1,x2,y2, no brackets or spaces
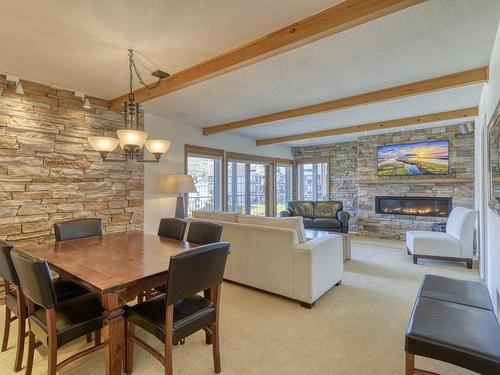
418,274,493,310
406,296,500,375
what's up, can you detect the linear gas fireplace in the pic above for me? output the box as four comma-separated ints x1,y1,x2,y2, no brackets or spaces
375,196,452,217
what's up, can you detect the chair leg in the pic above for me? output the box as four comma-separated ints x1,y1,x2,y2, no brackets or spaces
86,332,92,343
25,332,35,375
14,311,25,372
211,322,221,374
125,321,134,374
46,309,57,375
466,259,473,269
1,306,11,352
165,305,174,375
412,255,418,265
15,285,26,372
406,352,414,375
95,329,101,346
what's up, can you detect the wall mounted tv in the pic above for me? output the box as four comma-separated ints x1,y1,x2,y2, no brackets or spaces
377,140,449,176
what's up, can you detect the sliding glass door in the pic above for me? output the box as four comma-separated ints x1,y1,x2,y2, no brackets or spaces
276,164,292,214
227,161,268,216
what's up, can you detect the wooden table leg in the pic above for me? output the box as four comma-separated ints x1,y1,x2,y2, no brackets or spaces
102,290,126,375
406,352,414,375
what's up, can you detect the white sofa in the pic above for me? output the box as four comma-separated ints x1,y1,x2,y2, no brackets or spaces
406,207,477,269
186,211,344,308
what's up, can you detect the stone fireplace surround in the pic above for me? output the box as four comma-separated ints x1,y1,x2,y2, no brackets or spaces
292,124,474,240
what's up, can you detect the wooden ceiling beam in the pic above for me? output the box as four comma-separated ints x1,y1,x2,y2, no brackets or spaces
109,0,425,111
204,67,488,135
255,107,478,146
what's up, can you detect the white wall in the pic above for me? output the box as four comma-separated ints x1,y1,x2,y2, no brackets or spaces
477,23,500,314
143,112,292,234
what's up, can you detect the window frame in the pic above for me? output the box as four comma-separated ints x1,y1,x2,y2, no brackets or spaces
184,145,225,215
275,159,293,216
226,152,273,217
296,158,329,201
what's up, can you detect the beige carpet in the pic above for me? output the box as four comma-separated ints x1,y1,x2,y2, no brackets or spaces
0,238,481,375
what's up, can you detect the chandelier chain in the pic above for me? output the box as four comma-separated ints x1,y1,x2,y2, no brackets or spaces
128,49,161,95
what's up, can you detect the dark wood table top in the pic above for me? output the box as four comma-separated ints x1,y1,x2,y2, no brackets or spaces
20,231,197,294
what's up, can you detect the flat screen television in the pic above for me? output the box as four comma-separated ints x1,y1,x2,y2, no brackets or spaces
377,140,449,176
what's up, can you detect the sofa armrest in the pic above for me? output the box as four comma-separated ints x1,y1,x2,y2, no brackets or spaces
280,209,292,217
336,210,350,233
293,235,344,304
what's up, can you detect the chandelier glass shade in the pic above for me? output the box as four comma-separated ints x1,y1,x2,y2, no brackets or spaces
87,49,170,163
117,129,148,149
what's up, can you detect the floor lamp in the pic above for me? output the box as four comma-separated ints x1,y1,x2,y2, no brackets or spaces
163,174,197,218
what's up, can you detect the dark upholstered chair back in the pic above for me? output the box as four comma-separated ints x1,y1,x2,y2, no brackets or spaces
187,221,223,245
158,218,187,240
0,240,18,285
314,201,343,217
288,201,314,218
10,249,56,310
165,242,229,306
54,218,102,241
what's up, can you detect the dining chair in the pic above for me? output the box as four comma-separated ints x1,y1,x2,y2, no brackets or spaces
10,249,106,375
0,241,88,372
158,218,187,240
186,221,223,245
54,218,102,241
124,241,230,375
54,218,103,342
144,218,189,301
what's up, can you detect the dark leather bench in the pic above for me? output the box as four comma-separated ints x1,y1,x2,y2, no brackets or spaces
405,274,500,375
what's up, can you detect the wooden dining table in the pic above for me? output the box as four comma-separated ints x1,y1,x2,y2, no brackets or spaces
20,231,197,375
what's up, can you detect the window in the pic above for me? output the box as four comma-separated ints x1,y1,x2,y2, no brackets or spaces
227,159,268,216
186,150,223,216
298,161,328,201
275,164,292,215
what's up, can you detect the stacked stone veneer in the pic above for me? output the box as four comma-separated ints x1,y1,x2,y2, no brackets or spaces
292,124,475,240
0,75,144,246
293,141,359,231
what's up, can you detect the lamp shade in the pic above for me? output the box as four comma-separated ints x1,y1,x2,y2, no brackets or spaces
145,139,171,154
117,129,148,148
88,136,119,152
163,175,197,194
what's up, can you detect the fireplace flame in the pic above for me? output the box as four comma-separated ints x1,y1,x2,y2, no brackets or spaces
382,207,434,215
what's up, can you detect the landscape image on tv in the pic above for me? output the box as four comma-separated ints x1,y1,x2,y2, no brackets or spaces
377,140,449,176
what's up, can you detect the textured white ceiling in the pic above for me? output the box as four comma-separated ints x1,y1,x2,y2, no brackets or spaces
142,0,500,146
234,83,483,139
0,0,339,98
1,0,499,148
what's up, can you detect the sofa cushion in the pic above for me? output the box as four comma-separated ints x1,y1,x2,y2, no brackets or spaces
237,215,306,243
313,201,343,218
192,210,238,222
289,201,314,218
302,218,314,228
312,218,341,229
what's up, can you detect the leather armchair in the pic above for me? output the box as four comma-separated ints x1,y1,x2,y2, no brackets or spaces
336,210,350,233
280,201,350,233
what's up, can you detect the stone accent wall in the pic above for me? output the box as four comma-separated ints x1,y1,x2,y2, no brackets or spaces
292,124,475,240
357,125,474,240
0,75,144,246
292,141,359,231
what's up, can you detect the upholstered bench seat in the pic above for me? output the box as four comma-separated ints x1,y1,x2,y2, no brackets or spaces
419,274,493,310
406,296,500,374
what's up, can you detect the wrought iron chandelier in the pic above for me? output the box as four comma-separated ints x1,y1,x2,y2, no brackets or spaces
88,50,171,162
